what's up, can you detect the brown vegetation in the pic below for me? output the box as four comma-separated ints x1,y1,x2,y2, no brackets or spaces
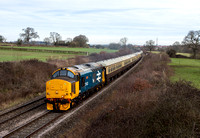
84,53,200,137
0,60,56,106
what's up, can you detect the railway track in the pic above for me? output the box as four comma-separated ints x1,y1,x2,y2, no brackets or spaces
0,96,45,125
0,57,143,138
0,96,46,137
2,110,65,138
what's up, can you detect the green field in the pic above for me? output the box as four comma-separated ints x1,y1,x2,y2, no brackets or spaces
0,46,117,54
0,49,75,62
176,52,191,57
169,58,200,89
151,51,160,54
0,46,117,62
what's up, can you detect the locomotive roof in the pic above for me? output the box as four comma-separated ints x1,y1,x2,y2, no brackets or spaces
67,62,102,74
97,51,142,66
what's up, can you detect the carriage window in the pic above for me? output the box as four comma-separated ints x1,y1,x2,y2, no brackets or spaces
67,71,74,78
60,70,67,76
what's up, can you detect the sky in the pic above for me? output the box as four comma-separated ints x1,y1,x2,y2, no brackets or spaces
0,0,200,45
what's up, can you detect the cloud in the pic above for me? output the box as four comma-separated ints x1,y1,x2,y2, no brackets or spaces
0,0,200,45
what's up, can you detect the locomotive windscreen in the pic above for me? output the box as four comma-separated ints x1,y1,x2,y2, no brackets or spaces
52,70,75,79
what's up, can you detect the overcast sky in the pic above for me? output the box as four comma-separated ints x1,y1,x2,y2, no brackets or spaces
0,0,200,45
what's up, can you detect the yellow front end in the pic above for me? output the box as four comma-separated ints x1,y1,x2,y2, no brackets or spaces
46,79,79,110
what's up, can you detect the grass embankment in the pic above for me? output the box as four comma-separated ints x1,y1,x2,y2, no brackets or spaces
60,53,200,137
84,54,200,137
169,58,200,89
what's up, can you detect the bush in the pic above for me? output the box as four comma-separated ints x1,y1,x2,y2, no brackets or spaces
85,53,200,137
0,59,56,105
166,49,176,57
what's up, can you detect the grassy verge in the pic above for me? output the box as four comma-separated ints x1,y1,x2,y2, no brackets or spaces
169,58,200,89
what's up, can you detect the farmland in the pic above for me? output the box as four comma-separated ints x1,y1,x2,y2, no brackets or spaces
0,46,117,54
0,46,117,62
169,58,200,89
176,52,191,57
0,49,75,62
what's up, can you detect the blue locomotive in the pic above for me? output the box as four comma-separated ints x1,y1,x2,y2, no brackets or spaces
45,51,142,110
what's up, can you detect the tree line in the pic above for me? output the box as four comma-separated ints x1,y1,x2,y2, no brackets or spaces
1,27,89,47
144,30,200,59
0,27,199,58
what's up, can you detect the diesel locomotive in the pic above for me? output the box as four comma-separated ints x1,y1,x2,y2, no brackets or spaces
45,51,143,110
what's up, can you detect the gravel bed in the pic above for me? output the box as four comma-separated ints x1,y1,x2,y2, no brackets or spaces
6,111,62,138
0,94,45,115
0,104,46,137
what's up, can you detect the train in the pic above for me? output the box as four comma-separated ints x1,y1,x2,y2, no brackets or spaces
45,51,143,110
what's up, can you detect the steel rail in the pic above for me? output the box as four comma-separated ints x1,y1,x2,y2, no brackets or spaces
0,102,46,125
0,96,45,117
25,112,65,138
2,110,50,138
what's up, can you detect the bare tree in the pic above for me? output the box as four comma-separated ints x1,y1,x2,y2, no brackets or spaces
120,37,128,46
16,38,23,46
20,27,39,43
108,43,121,50
65,38,72,43
50,32,62,45
145,40,155,52
182,30,200,59
44,37,51,45
0,35,6,42
73,35,89,47
173,41,181,46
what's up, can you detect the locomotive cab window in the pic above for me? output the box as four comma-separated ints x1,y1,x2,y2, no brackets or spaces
52,71,59,78
52,70,75,79
60,70,67,76
67,71,74,78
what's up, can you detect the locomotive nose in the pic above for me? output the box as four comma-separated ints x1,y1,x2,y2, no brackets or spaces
46,79,71,99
